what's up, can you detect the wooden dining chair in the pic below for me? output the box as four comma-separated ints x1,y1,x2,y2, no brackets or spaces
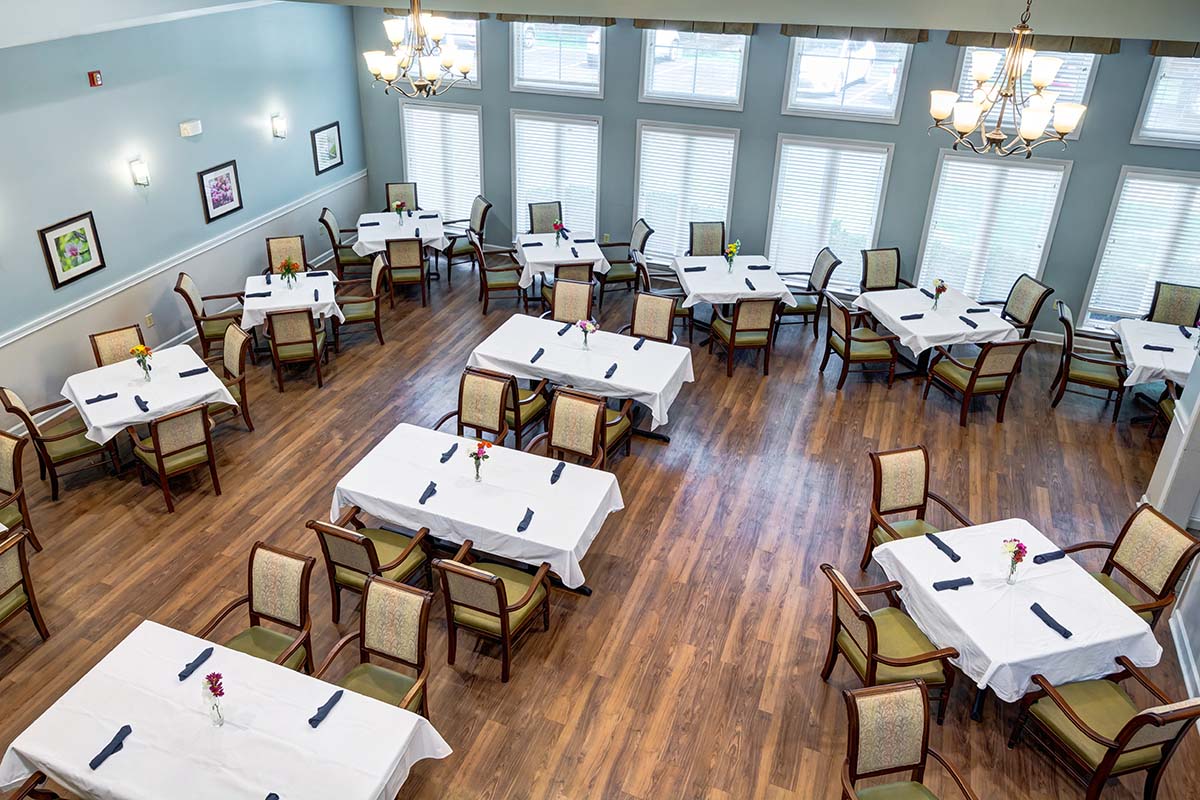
842,681,979,799
603,399,635,463
128,404,220,513
0,530,49,642
597,218,653,311
1008,656,1200,800
174,272,246,360
315,576,434,717
320,207,372,280
619,291,677,344
88,324,145,367
7,771,63,799
709,298,779,377
1063,503,1200,629
432,540,551,682
924,339,1035,427
0,431,40,551
528,201,563,234
503,374,550,451
384,238,428,308
526,388,607,468
860,247,912,293
776,247,842,341
539,261,594,313
1147,381,1181,440
205,322,255,432
444,194,493,273
819,294,898,390
980,273,1055,338
333,255,387,350
544,278,595,324
199,541,315,672
434,366,511,444
635,262,694,343
265,310,328,391
468,229,527,315
1145,280,1200,327
862,445,974,570
687,221,725,256
265,235,311,274
819,564,958,724
1050,301,1128,423
385,181,420,212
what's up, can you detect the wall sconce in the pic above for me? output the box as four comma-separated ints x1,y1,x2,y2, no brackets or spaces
271,114,288,139
129,158,151,187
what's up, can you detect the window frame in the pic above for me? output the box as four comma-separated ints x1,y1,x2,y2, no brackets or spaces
509,108,603,237
780,36,913,125
1132,56,1200,150
637,29,751,112
397,99,485,222
508,21,606,99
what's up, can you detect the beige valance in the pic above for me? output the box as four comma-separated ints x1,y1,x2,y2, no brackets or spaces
780,25,927,45
945,31,1120,54
383,8,487,20
1150,40,1200,58
496,14,616,26
634,19,756,36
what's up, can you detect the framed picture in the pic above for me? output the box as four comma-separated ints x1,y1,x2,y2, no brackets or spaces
197,160,244,224
38,211,106,290
310,121,343,175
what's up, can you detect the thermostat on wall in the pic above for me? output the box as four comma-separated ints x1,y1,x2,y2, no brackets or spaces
179,119,203,138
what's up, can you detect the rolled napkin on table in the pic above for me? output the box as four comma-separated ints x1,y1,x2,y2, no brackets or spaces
360,221,381,227
134,395,149,413
265,273,272,285
920,288,935,298
419,213,438,219
178,367,209,378
683,266,706,273
524,241,544,248
571,247,579,257
245,291,272,298
266,794,280,800
313,289,320,302
557,322,572,336
959,315,979,329
747,264,771,271
1180,326,1193,339
308,689,343,728
517,507,534,532
550,461,566,485
933,577,974,591
178,646,213,681
634,336,646,351
89,725,132,770
966,307,991,314
926,533,961,562
574,238,595,243
85,392,118,405
531,347,545,363
744,278,756,291
306,271,329,278
605,363,618,379
1031,602,1072,639
419,481,437,504
440,443,458,463
900,313,924,321
1143,344,1174,352
1032,549,1066,564
414,228,420,238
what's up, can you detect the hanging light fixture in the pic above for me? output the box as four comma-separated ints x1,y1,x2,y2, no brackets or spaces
363,0,474,98
928,0,1087,158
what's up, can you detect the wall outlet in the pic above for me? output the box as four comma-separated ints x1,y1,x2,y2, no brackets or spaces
602,233,611,244
179,119,203,138
144,313,154,328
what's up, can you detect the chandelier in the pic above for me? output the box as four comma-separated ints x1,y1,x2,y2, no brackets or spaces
928,0,1087,158
362,0,474,98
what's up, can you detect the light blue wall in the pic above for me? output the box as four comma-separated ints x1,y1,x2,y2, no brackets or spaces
353,11,1200,332
0,2,364,333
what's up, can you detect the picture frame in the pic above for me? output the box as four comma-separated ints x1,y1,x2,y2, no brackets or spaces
38,211,106,290
197,159,244,224
310,121,344,175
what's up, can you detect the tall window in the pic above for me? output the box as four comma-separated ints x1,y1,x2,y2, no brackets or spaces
512,111,601,237
956,47,1098,138
766,136,892,293
634,121,738,261
640,30,749,110
1084,168,1200,327
510,21,604,97
399,102,482,222
386,17,480,87
1134,57,1200,148
915,152,1069,300
783,38,911,122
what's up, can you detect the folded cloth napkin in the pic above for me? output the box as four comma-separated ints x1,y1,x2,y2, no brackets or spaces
85,392,118,405
90,725,132,770
245,291,272,298
134,395,149,413
574,237,595,243
926,533,961,562
933,577,974,591
415,228,420,238
571,247,579,257
360,221,381,227
517,508,534,532
1032,549,1066,564
440,443,458,463
419,213,438,219
1144,344,1174,352
920,288,935,299
1180,326,1193,339
531,347,545,363
178,647,213,681
265,273,272,284
313,289,320,302
747,264,771,271
744,278,756,291
605,363,618,379
1031,602,1072,639
966,307,991,313
307,271,329,278
419,481,437,505
683,266,706,273
959,315,979,329
524,241,544,248
550,461,566,485
634,336,646,351
900,313,924,321
178,367,208,378
266,795,280,800
308,690,343,728
557,322,572,336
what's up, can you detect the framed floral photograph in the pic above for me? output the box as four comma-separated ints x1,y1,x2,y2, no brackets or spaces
38,211,106,290
197,160,244,223
310,121,343,175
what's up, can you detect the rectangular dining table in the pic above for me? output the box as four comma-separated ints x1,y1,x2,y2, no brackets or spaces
240,272,343,329
331,422,624,591
354,211,450,256
1112,318,1198,387
874,519,1161,719
60,345,236,444
514,233,610,289
669,255,796,309
0,620,451,800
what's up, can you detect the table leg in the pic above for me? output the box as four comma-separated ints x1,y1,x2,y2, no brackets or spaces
893,348,931,380
631,404,670,444
970,686,988,722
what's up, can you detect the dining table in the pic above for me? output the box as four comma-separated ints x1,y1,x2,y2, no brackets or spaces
240,271,343,330
669,255,796,309
353,211,450,256
513,233,610,289
1112,318,1198,387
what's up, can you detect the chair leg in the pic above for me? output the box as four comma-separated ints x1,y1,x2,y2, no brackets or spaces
1007,704,1031,749
1051,375,1068,408
446,624,458,665
275,364,286,393
500,637,512,683
1048,361,1064,396
819,343,832,372
331,585,342,624
208,460,222,496
819,633,839,680
726,345,734,378
158,471,174,513
314,357,324,389
813,299,823,340
836,357,850,390
998,388,1012,424
763,344,771,377
937,669,955,725
959,394,971,427
1113,388,1125,423
48,468,60,502
374,317,385,346
542,596,551,631
332,323,341,354
27,596,50,641
887,358,896,389
859,530,876,571
37,452,46,481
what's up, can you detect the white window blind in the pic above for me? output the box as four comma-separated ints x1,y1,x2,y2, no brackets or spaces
388,18,480,86
634,122,738,261
511,22,603,97
916,154,1068,301
512,111,600,237
766,136,891,293
399,102,482,222
640,30,749,109
1086,168,1200,327
957,47,1097,138
784,38,911,122
1135,57,1200,147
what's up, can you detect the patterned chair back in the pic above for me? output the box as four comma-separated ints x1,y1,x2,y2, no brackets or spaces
1004,274,1053,330
438,560,506,619
732,298,777,336
822,564,874,659
267,310,317,349
688,222,726,257
1109,504,1200,597
975,340,1034,379
361,577,431,670
529,201,563,234
369,254,388,296
1119,697,1200,755
150,405,209,460
266,236,307,273
386,182,419,211
1147,281,1200,327
810,247,843,292
0,388,42,438
631,218,654,257
311,521,381,588
0,431,24,496
843,681,930,780
0,531,30,600
319,208,342,248
457,367,510,436
386,238,423,270
554,262,593,283
826,293,853,342
869,446,929,515
175,273,205,319
89,325,145,367
247,541,314,631
469,195,492,234
547,389,605,463
630,292,676,343
222,324,251,378
861,248,901,291
550,279,594,323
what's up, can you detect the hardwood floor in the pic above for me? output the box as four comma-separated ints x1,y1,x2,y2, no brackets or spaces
1,267,1195,800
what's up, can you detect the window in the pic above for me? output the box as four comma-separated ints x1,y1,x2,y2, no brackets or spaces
386,17,480,87
1084,167,1200,327
766,136,892,293
783,38,911,122
956,47,1097,139
634,121,738,261
1134,57,1200,148
510,21,604,97
915,152,1069,301
512,111,601,237
639,30,750,110
399,101,482,222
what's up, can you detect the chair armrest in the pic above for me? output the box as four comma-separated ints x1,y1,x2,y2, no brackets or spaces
600,240,631,249
1070,352,1126,369
840,764,860,799
0,492,22,514
874,646,959,668
1114,656,1174,703
199,311,243,322
443,217,469,225
201,292,245,301
927,492,975,527
336,278,370,289
274,626,310,667
518,379,549,404
897,277,915,288
334,504,362,529
451,539,474,563
855,580,902,597
433,411,459,432
524,432,549,455
927,748,980,800
604,400,634,429
507,562,551,611
1030,674,1122,749
1076,328,1120,344
339,228,357,235
712,307,732,325
1062,540,1114,555
198,595,250,637
378,527,429,573
869,508,904,543
28,398,72,416
400,664,429,710
932,346,973,372
1129,595,1175,615
37,422,91,443
313,631,361,678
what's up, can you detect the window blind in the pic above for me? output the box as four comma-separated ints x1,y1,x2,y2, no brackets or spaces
784,38,911,122
511,22,603,96
956,47,1097,136
634,122,737,261
1086,169,1200,326
916,155,1067,301
512,112,600,237
641,30,749,108
1136,57,1200,146
766,136,891,293
400,103,482,222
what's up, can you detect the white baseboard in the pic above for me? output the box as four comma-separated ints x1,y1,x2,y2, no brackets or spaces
1169,612,1200,698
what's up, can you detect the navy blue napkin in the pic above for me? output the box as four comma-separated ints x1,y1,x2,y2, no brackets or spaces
134,395,149,413
1144,344,1174,352
246,291,272,298
517,508,534,532
933,577,974,591
684,266,706,273
634,337,646,351
557,322,572,336
901,313,924,321
307,271,329,278
415,228,420,238
419,213,438,219
571,247,579,257
959,315,979,329
313,289,320,302
440,443,458,463
1180,326,1193,339
419,481,437,504
178,367,208,378
574,238,595,243
605,363,618,379
85,392,118,405
531,347,545,363
920,288,935,299
266,795,280,800
178,647,213,681
550,461,566,485
966,307,991,314
747,264,771,271
926,533,961,562
265,273,272,285
1032,549,1066,564
308,690,343,728
360,221,381,227
90,725,132,770
744,278,756,291
524,241,544,248
1031,603,1072,638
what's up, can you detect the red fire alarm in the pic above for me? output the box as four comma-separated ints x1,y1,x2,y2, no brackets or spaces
87,70,103,87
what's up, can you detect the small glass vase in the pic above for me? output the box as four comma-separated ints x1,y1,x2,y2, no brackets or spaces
1006,563,1018,585
726,257,734,273
474,461,482,482
582,332,590,350
203,689,224,727
932,296,940,311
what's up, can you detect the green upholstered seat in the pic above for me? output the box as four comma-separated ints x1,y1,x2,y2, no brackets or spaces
837,607,946,685
276,331,326,361
711,317,769,346
1091,572,1154,623
341,301,376,322
1069,357,1123,389
780,296,819,315
0,504,24,530
931,358,1007,393
339,662,422,712
1029,680,1163,772
605,263,637,282
43,418,102,463
540,282,554,305
1159,395,1176,421
831,330,893,362
873,518,940,546
332,528,425,590
338,247,371,266
201,318,231,339
0,585,27,621
604,408,631,448
133,439,209,474
453,562,546,635
225,626,307,670
389,268,423,284
672,297,692,317
855,782,939,800
450,237,473,255
506,389,547,428
485,271,522,289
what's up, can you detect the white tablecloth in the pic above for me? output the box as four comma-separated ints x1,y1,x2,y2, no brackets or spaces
852,287,1019,355
514,233,610,289
0,620,451,800
61,346,236,444
669,256,797,309
353,211,449,256
874,519,1161,703
466,314,693,430
240,273,343,329
332,423,624,589
1112,319,1198,387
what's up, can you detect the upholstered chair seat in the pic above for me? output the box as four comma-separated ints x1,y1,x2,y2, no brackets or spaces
341,301,376,322
0,583,28,620
1050,300,1129,422
930,358,1009,393
2,387,118,501
505,388,547,430
201,318,233,338
599,218,654,311
711,317,769,346
603,407,632,449
1089,573,1153,622
275,333,327,361
837,607,947,686
226,626,308,670
0,503,23,530
133,438,208,473
780,295,820,315
872,518,940,546
925,340,1034,427
1068,357,1123,389
332,527,426,590
488,270,521,289
605,263,637,282
832,329,894,361
128,404,220,512
821,294,898,389
451,562,547,635
854,781,939,800
1028,680,1161,772
709,297,779,377
42,420,99,462
340,662,423,712
0,531,47,641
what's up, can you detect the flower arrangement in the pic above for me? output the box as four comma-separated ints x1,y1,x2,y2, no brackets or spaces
203,672,225,727
279,257,300,288
552,219,568,243
468,438,492,482
577,318,599,349
130,344,153,382
392,200,411,218
932,278,947,309
724,239,741,271
1002,538,1027,584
